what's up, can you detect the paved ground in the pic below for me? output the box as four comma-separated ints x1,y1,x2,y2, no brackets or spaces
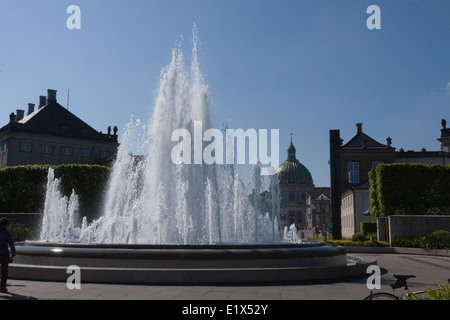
0,253,448,301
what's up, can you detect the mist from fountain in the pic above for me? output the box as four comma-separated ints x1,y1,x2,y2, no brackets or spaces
40,29,282,245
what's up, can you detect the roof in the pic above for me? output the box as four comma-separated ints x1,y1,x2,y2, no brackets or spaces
342,132,388,149
353,180,370,190
309,187,331,199
314,192,329,201
277,160,314,185
1,101,118,143
277,139,314,185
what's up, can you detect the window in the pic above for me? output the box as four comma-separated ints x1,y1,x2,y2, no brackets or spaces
81,149,91,158
61,146,73,156
348,161,360,183
372,161,384,168
20,143,32,153
99,151,110,159
289,192,295,202
41,145,52,154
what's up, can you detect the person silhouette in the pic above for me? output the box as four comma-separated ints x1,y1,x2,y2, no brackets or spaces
0,218,16,293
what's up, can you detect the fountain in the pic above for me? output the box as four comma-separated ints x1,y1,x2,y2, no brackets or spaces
11,28,375,284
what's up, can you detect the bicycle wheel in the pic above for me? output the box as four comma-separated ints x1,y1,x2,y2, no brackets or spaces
364,292,399,300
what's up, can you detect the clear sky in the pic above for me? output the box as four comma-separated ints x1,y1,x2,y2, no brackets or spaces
1,0,449,187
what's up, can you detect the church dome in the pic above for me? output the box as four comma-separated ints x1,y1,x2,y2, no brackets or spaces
277,140,314,185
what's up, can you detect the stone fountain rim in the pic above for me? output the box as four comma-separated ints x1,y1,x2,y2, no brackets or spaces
23,240,326,249
11,241,376,285
19,241,346,260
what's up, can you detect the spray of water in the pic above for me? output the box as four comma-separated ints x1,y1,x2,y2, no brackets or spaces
40,168,80,243
40,27,282,245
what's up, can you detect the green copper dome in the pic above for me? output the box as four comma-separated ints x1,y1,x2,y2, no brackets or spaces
277,140,314,185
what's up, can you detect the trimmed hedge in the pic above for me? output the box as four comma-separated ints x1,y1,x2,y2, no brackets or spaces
391,230,450,250
0,165,47,213
52,165,110,220
360,221,377,235
369,163,450,217
351,233,367,242
0,165,110,220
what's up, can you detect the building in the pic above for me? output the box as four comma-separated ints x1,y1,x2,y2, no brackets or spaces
307,188,331,228
340,123,397,190
336,122,450,238
277,139,314,229
276,138,331,232
341,181,372,238
0,89,119,168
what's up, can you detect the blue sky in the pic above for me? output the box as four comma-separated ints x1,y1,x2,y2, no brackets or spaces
1,0,449,187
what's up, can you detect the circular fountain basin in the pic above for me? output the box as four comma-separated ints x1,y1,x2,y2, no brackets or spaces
9,241,376,285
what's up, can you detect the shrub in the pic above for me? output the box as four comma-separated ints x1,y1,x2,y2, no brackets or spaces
9,222,39,242
362,239,387,247
424,230,450,250
391,236,424,248
0,165,110,221
0,165,48,213
53,165,111,220
369,164,450,217
402,281,450,300
391,230,450,249
351,233,367,242
360,221,377,235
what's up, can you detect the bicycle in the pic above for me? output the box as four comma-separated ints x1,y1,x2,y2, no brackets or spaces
363,274,448,300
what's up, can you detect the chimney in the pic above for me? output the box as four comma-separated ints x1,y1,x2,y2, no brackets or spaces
356,123,363,135
16,109,25,122
27,103,35,116
46,89,57,104
39,96,46,108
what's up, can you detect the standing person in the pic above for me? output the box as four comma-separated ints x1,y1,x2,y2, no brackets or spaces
321,224,328,241
0,218,15,293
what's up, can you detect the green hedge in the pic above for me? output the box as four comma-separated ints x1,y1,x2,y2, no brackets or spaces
0,165,110,220
391,230,450,250
402,280,450,300
0,165,48,213
360,221,377,235
52,165,110,220
369,163,450,217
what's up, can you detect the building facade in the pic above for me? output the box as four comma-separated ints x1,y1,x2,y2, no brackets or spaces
276,139,331,232
307,188,331,228
0,89,119,168
338,121,450,238
277,139,314,229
